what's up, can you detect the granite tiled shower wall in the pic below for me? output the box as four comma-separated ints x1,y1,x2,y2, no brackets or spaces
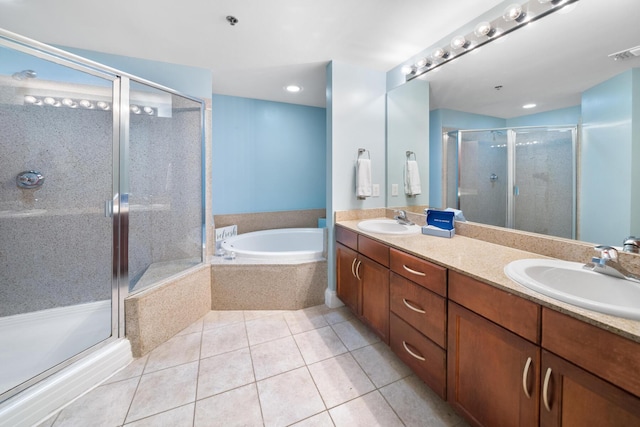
127,90,203,292
0,100,113,317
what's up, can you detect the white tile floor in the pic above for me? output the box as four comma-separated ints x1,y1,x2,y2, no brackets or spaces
39,305,468,427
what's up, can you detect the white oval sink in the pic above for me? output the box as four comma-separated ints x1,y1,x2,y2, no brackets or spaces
505,259,640,320
357,219,421,235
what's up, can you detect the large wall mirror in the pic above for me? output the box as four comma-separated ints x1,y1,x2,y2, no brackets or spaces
387,0,640,247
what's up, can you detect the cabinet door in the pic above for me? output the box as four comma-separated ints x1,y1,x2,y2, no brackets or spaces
336,243,360,314
360,255,390,343
540,350,640,427
448,302,540,427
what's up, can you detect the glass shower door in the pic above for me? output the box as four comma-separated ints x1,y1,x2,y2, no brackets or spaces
513,127,576,239
458,130,508,227
127,81,203,294
0,45,116,400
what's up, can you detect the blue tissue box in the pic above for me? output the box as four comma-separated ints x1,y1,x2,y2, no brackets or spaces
422,209,455,238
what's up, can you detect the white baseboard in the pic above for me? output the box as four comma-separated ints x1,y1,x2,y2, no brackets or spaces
324,288,344,309
0,339,132,427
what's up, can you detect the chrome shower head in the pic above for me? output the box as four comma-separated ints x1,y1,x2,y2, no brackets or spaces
12,69,37,80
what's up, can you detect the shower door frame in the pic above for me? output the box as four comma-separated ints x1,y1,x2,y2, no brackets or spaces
448,125,578,239
0,28,206,403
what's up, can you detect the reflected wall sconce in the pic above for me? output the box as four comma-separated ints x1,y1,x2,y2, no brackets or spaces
403,0,579,79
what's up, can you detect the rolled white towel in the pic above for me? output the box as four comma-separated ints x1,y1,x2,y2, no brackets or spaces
404,160,421,196
356,158,372,198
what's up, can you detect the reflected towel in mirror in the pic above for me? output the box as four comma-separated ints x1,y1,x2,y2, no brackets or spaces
404,160,421,195
356,158,372,198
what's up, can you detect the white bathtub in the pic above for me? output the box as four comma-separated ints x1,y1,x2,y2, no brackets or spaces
221,228,325,262
0,301,131,427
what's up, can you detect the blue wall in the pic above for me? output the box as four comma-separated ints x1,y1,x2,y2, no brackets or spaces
429,109,505,206
581,69,639,245
212,95,326,214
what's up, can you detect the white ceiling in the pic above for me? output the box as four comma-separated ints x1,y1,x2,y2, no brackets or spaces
0,0,505,107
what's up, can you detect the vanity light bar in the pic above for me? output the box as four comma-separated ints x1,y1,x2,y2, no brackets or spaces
23,95,156,115
404,0,580,81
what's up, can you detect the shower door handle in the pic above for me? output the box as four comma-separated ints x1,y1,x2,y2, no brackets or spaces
105,200,113,217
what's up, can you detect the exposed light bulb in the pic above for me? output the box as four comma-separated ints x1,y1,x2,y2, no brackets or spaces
130,104,141,114
143,106,154,115
450,35,470,50
432,48,449,60
97,101,110,110
62,98,78,108
401,65,415,75
43,97,56,106
416,57,430,68
503,3,525,22
79,99,94,109
474,21,495,37
24,95,40,105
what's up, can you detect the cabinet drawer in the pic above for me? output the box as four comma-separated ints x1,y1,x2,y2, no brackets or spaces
335,225,357,250
390,272,446,348
542,308,640,398
389,248,446,297
449,270,540,344
358,235,389,267
390,313,446,399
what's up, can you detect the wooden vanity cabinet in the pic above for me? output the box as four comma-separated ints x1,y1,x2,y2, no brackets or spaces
389,248,448,398
336,242,360,313
539,308,640,426
335,225,390,343
539,350,640,426
447,271,541,427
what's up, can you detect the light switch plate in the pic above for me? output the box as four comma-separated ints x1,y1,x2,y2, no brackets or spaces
372,184,380,197
391,184,398,196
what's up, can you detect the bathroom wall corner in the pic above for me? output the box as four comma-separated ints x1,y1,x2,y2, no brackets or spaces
125,265,211,357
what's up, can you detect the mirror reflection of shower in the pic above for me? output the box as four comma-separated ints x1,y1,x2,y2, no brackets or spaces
447,126,577,239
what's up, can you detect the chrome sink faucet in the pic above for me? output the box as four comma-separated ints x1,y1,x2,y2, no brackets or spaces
584,245,640,283
393,209,414,226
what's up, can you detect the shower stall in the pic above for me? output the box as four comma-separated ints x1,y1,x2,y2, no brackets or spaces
0,29,204,412
445,126,577,239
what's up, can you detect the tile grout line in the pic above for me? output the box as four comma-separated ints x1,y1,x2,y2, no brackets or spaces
244,310,268,427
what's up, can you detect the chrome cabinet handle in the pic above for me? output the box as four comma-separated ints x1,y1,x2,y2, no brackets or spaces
355,260,362,281
543,367,553,412
403,298,426,314
402,341,425,361
403,265,426,277
351,258,357,278
522,357,533,399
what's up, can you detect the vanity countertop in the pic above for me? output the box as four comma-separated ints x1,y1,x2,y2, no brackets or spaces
336,219,640,343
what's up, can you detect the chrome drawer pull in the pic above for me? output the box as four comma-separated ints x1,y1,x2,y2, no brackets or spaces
403,265,426,277
402,298,426,314
543,367,553,412
402,341,425,361
522,357,532,399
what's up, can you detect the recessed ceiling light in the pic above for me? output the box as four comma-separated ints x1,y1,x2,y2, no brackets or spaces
285,85,302,93
523,103,537,109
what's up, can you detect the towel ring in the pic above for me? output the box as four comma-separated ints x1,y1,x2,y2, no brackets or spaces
406,151,416,161
358,148,370,159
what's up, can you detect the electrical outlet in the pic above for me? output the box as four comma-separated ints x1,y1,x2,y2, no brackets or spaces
391,184,398,196
372,184,380,197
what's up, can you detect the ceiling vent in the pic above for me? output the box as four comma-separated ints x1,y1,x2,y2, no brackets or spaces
608,46,640,61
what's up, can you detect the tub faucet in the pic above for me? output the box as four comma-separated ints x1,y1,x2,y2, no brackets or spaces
584,245,640,283
394,210,414,226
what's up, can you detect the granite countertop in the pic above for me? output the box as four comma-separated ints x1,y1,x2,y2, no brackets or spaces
337,218,640,344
